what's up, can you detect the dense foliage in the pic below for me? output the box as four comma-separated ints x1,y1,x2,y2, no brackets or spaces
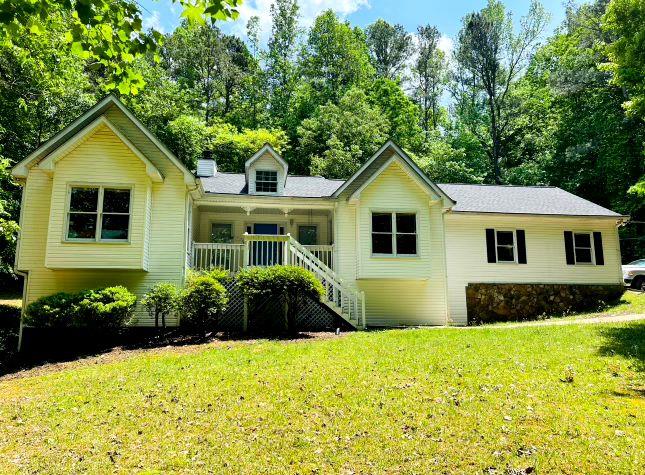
141,283,180,328
24,286,137,328
236,265,325,332
0,0,643,277
180,275,228,331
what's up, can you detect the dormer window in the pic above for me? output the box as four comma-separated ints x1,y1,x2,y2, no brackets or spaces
256,170,278,193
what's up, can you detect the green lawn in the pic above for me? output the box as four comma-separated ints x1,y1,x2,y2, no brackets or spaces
0,321,643,474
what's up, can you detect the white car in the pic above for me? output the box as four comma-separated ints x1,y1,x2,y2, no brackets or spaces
622,259,645,290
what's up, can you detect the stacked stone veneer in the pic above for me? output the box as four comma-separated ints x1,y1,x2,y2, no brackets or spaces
465,283,624,324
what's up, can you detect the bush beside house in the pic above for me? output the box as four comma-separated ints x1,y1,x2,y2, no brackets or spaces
237,266,325,333
24,286,137,329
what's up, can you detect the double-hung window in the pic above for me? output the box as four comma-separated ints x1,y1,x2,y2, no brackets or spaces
486,228,527,264
495,230,516,262
66,186,131,241
371,212,417,256
255,170,278,193
573,232,593,264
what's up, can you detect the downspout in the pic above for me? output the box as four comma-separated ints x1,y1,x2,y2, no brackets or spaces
441,206,452,326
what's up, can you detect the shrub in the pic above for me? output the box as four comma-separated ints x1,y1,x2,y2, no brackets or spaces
74,286,137,329
24,292,81,328
141,283,180,328
185,268,230,285
236,266,325,332
181,276,228,331
0,304,21,329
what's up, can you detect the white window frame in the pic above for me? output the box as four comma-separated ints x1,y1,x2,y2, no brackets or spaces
370,211,418,257
255,169,278,194
572,231,595,265
494,229,517,264
64,184,133,243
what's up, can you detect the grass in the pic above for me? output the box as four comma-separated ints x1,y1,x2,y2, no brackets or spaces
0,322,643,473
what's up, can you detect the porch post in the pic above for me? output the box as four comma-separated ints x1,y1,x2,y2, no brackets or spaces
243,232,250,267
283,234,291,265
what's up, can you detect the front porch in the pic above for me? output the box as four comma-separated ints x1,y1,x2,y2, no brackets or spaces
189,202,335,272
187,202,364,328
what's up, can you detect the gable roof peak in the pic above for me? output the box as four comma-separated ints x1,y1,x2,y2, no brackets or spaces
331,139,455,206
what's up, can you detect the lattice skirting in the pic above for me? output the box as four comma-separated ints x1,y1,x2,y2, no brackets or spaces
215,279,353,332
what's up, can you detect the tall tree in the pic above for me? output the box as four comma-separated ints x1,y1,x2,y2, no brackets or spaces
299,10,375,105
368,78,423,149
365,19,413,80
298,88,390,178
266,0,300,127
0,0,240,94
164,22,251,122
411,25,448,135
454,0,549,183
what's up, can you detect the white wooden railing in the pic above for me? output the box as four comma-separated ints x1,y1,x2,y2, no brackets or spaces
192,242,245,272
303,245,334,269
190,235,365,328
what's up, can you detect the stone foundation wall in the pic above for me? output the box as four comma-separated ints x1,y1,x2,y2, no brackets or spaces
465,283,624,325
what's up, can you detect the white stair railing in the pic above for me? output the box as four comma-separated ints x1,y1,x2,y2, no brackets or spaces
242,233,366,328
192,235,367,329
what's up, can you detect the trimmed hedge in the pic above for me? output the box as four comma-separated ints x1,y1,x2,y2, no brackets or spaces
236,266,325,301
24,286,137,329
180,275,228,331
236,266,325,332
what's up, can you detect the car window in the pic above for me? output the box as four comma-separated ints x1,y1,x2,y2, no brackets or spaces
627,259,645,266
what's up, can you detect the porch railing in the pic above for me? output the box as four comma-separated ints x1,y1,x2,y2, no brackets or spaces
192,242,245,273
190,235,365,328
192,241,335,272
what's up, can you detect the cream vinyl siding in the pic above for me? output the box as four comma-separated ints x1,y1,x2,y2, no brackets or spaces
444,213,623,325
337,161,448,326
18,123,188,326
248,152,286,195
45,125,150,269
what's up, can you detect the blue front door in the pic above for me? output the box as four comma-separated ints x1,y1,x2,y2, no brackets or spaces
252,223,280,266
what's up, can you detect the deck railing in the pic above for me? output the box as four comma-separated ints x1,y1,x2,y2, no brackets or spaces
190,235,365,328
192,240,334,272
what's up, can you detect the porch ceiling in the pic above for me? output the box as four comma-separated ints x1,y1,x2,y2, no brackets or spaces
196,205,332,217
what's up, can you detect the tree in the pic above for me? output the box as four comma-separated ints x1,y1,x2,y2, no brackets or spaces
164,22,251,122
0,158,19,278
604,0,645,119
365,20,413,80
0,0,241,94
368,78,423,149
299,10,375,105
298,88,390,178
411,25,448,135
454,0,549,183
266,0,300,127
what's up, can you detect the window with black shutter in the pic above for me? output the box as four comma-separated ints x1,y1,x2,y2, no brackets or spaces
564,231,603,265
485,229,527,264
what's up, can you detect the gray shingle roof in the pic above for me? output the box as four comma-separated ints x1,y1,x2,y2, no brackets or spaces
200,173,344,198
438,184,623,217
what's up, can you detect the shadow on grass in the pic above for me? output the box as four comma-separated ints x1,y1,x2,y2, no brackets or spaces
0,327,335,377
597,321,645,372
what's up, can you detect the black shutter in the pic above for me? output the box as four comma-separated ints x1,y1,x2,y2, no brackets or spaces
516,230,527,264
486,228,497,263
593,232,604,265
564,231,575,265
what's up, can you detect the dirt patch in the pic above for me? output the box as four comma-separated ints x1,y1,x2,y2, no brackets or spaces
0,331,348,382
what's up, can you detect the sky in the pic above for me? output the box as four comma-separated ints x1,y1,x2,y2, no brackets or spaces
138,0,571,52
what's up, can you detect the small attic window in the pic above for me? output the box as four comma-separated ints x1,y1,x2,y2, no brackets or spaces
256,170,278,193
